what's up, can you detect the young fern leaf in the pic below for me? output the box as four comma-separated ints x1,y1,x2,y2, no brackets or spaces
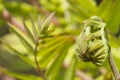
75,16,110,66
29,16,38,38
39,42,66,68
38,36,67,56
1,13,56,80
38,36,72,68
10,27,34,54
40,12,55,34
46,36,74,80
22,19,35,43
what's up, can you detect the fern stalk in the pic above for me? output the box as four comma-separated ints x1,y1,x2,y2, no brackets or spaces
108,51,120,80
34,38,47,80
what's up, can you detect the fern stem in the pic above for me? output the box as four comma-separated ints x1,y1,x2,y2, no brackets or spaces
34,38,47,80
108,51,120,80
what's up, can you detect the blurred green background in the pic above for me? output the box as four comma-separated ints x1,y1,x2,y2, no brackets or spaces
0,0,120,80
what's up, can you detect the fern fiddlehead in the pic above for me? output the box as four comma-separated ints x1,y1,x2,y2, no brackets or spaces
75,16,110,66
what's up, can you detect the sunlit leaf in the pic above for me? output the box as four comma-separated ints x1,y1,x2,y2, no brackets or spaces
46,36,74,80
22,19,35,43
29,16,38,38
38,36,67,56
68,0,91,21
38,36,71,68
97,0,120,33
40,12,55,34
10,27,34,54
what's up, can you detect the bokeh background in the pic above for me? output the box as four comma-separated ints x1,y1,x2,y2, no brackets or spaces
0,0,120,80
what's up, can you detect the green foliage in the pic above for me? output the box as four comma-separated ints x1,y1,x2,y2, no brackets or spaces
1,40,35,67
0,67,42,80
0,0,120,80
75,16,109,66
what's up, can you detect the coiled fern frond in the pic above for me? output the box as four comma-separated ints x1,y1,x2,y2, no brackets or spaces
75,16,110,66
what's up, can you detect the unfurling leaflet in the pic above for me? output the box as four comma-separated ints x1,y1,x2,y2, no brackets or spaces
75,16,110,66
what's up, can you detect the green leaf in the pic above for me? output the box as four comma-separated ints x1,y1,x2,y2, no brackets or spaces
97,0,120,33
0,39,35,67
39,38,66,59
64,55,77,80
38,36,66,55
46,36,74,80
39,44,64,68
0,68,42,80
10,27,34,54
40,12,55,34
68,0,91,21
29,16,38,38
38,15,42,33
38,36,71,68
22,19,35,43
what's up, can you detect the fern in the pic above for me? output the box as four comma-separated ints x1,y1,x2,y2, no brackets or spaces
1,0,120,80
